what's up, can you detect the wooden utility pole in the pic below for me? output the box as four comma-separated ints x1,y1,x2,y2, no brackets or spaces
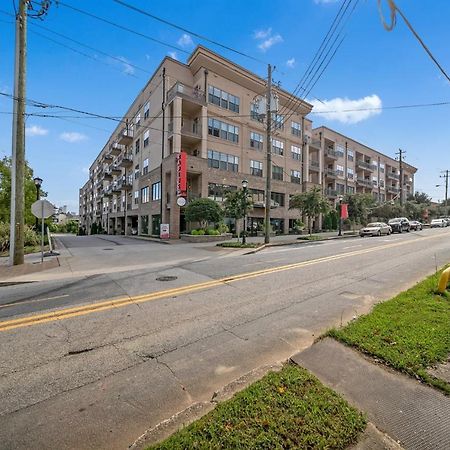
440,169,449,206
396,148,406,206
10,0,28,266
264,64,272,244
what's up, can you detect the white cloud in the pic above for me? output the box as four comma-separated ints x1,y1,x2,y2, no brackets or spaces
26,125,48,136
309,94,383,124
168,51,178,60
253,28,272,40
286,57,296,68
116,56,135,75
60,132,88,143
177,33,194,48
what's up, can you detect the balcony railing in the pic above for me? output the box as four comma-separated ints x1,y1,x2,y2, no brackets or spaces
167,82,205,104
325,188,338,198
325,168,337,178
110,164,122,174
324,148,338,159
387,186,399,193
118,153,133,167
181,119,202,138
387,172,400,180
356,177,373,188
356,160,374,171
309,160,320,171
110,142,124,155
117,127,134,145
117,176,132,190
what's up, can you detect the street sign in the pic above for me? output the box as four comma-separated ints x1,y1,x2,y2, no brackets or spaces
160,223,170,239
31,199,54,219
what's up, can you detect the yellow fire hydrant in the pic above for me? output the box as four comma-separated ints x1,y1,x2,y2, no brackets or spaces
438,267,450,294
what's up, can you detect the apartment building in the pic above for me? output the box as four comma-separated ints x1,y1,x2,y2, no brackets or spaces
311,127,417,205
79,46,417,237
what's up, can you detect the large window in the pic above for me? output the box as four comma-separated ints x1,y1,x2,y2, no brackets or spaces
208,183,237,202
134,164,140,180
250,160,263,177
272,165,283,181
347,186,355,194
380,163,385,173
207,150,239,172
134,190,139,204
141,186,149,203
135,113,141,129
291,121,301,137
291,145,301,160
250,131,263,150
271,192,285,207
142,158,149,175
207,118,239,143
291,170,301,184
336,144,345,157
208,85,240,112
135,138,140,154
144,102,150,119
143,130,149,147
336,183,345,194
272,113,284,130
336,164,344,176
250,102,263,121
347,149,354,161
152,182,161,201
272,139,284,156
347,167,354,179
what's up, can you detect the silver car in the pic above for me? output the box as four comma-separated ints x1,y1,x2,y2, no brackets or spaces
360,222,392,237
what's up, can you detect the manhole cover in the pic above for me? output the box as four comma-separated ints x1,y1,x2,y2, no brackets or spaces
156,276,178,282
103,248,114,251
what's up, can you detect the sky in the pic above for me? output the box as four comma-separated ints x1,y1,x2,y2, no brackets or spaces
0,0,449,212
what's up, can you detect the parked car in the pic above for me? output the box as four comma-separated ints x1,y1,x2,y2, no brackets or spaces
440,217,450,226
388,217,410,233
409,220,423,231
359,222,392,237
431,218,447,228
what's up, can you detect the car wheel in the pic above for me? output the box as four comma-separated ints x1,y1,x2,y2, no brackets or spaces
377,230,381,236
406,228,410,232
399,228,402,233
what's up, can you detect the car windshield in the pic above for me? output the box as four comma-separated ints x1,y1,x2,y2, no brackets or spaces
366,223,380,227
389,219,400,223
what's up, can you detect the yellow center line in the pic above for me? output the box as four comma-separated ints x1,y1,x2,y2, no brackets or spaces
0,233,444,332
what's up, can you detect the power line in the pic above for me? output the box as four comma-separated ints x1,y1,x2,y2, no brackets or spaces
112,0,266,65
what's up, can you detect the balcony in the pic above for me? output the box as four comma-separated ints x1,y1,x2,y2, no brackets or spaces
103,152,113,162
117,127,134,146
110,164,122,175
309,160,320,171
387,171,400,180
325,168,337,178
103,169,113,180
181,119,202,138
110,142,124,156
117,176,132,190
104,185,113,197
356,160,374,171
118,152,133,168
325,188,338,198
112,183,121,194
356,177,373,188
310,140,321,149
387,186,399,194
167,82,206,105
324,147,338,159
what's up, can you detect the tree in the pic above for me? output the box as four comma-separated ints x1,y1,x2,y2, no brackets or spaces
407,191,432,205
344,193,375,227
0,156,46,226
289,187,330,235
370,202,403,222
185,198,224,230
223,190,253,240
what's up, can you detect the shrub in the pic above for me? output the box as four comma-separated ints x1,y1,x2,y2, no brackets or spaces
0,222,9,252
206,228,220,235
196,229,205,235
24,225,39,247
191,229,199,235
217,222,229,234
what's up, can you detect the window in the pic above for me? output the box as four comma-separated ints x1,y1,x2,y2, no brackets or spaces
250,131,263,150
134,164,140,180
347,185,355,194
291,121,301,137
208,85,240,112
141,186,149,203
250,102,263,121
134,190,139,204
291,170,301,184
140,215,149,234
336,144,345,157
291,145,301,160
135,113,141,128
271,192,285,207
347,149,354,161
336,164,344,176
272,165,283,181
152,182,161,201
143,130,149,147
347,167,354,179
272,113,284,130
207,118,239,143
336,183,345,194
380,179,385,188
144,102,150,119
272,139,284,156
380,163,385,173
372,176,378,187
135,138,140,154
250,160,263,177
208,183,237,202
207,150,239,172
142,158,149,175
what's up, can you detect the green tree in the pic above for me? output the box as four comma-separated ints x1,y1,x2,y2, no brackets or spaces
289,187,330,235
407,191,432,205
344,193,375,227
0,157,46,226
370,202,403,222
223,190,253,241
185,198,224,231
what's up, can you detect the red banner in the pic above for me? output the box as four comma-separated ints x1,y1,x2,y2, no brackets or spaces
341,203,348,219
176,151,187,197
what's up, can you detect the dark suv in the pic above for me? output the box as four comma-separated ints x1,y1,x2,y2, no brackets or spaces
388,217,410,233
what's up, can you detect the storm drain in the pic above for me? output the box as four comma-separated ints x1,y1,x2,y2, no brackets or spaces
156,276,178,282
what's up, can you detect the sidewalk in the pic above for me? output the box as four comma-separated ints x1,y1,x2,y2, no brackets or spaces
291,338,450,450
0,251,60,280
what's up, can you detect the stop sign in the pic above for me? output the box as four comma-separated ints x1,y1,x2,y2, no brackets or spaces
31,199,54,219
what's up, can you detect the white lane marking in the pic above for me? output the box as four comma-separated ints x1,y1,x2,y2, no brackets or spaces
343,245,362,249
0,294,69,309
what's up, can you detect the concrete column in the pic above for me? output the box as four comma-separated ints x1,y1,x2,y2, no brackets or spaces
200,105,208,158
173,97,182,153
303,144,310,184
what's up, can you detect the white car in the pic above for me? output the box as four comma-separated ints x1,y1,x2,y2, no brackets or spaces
360,222,392,237
430,219,446,228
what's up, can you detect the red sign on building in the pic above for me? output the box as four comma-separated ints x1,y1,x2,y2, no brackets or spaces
341,203,349,219
176,151,187,197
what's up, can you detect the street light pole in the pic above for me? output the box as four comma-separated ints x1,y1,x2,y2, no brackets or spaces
242,179,248,245
338,195,343,237
33,176,42,230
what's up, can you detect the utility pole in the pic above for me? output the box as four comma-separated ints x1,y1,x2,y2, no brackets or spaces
264,64,272,244
10,0,28,266
160,67,166,232
440,169,449,206
395,148,406,206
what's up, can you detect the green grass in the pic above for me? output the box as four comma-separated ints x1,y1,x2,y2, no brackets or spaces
297,235,324,241
328,269,450,394
218,242,260,248
0,245,49,257
149,364,366,449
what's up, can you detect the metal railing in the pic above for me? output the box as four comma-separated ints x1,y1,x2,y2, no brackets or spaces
167,82,205,103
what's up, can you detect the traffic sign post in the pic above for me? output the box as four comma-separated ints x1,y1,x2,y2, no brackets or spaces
31,199,54,263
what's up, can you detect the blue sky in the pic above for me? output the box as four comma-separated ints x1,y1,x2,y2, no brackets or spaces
1,0,449,211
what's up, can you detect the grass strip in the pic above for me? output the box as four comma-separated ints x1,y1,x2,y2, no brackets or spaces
328,269,450,394
149,364,366,449
218,242,260,248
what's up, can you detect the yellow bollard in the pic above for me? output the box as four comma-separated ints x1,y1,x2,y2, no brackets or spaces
438,267,450,294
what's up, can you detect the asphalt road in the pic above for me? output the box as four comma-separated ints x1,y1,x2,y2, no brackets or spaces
0,228,449,449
